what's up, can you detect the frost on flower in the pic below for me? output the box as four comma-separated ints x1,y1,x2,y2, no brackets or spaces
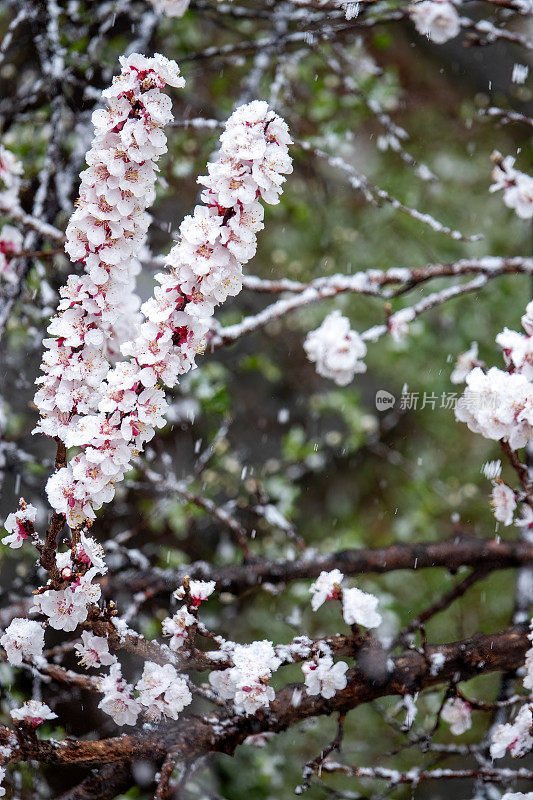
135,661,192,720
36,91,292,529
75,631,116,669
2,499,36,549
342,587,382,628
149,0,190,15
98,663,141,726
490,704,533,759
11,700,57,727
162,606,195,650
304,311,367,386
174,579,216,606
0,144,22,203
491,482,516,526
441,697,472,735
450,341,478,384
0,224,22,283
302,656,348,699
409,0,460,44
1,618,44,666
209,640,280,716
309,569,344,611
455,367,533,451
0,766,5,798
491,154,533,220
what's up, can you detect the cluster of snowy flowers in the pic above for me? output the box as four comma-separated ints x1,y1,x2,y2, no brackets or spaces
455,367,533,451
309,570,382,628
1,499,36,549
33,52,184,526
409,0,461,44
209,640,281,715
31,558,104,632
1,618,45,666
304,310,367,386
491,154,533,220
455,301,533,451
10,700,57,727
0,144,22,204
98,663,141,726
491,704,533,759
0,224,22,282
441,697,472,735
302,653,348,699
37,92,292,529
135,661,192,720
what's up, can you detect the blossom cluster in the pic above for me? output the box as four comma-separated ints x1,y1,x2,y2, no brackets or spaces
302,653,348,699
39,97,292,529
491,154,533,220
209,640,281,715
409,0,461,44
33,52,184,526
309,570,382,628
304,310,367,386
455,301,533,452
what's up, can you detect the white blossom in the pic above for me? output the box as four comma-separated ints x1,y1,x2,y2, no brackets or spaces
2,499,36,549
31,568,102,632
304,311,367,386
98,663,140,726
75,631,116,669
135,661,192,720
455,367,533,451
1,619,44,666
342,587,382,628
209,640,280,716
162,606,195,650
309,569,344,611
491,155,533,220
0,144,22,203
441,697,472,735
409,0,461,44
11,700,57,727
491,482,516,526
302,656,348,699
174,580,216,606
490,704,533,759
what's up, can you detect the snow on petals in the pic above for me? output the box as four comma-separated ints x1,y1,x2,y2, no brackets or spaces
304,311,367,386
309,569,344,611
174,580,215,606
409,0,461,44
162,606,195,650
1,618,44,666
135,661,192,720
491,481,516,526
2,499,36,549
302,655,348,699
98,663,141,726
491,153,533,220
342,587,382,628
0,224,23,283
441,697,472,735
75,631,116,669
11,700,57,727
491,704,533,759
209,640,280,716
